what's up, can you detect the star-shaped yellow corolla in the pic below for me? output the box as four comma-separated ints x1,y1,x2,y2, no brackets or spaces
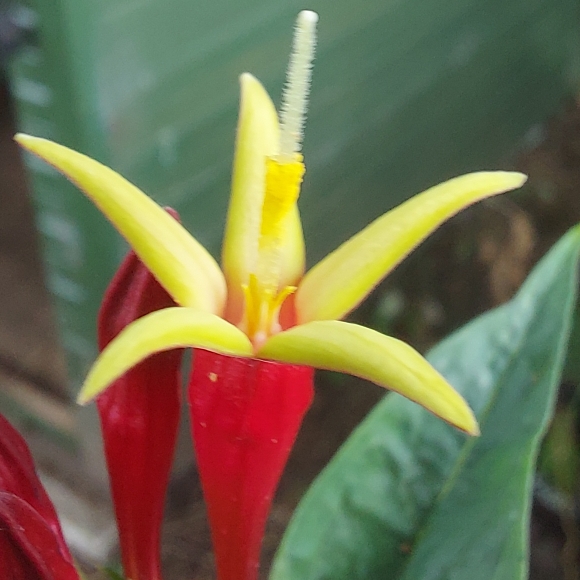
15,11,525,436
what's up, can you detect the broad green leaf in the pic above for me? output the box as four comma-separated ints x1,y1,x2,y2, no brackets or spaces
101,567,125,580
271,225,580,580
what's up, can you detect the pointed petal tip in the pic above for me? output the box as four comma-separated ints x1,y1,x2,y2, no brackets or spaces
239,72,265,95
237,73,275,109
77,380,103,406
239,72,257,84
76,392,89,406
14,132,37,148
456,410,480,436
259,321,481,435
466,170,528,196
495,170,527,189
14,133,51,151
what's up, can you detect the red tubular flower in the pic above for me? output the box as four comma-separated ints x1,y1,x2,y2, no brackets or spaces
97,243,183,580
189,350,313,580
0,414,80,580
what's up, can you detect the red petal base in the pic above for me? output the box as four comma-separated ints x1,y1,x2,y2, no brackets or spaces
98,247,182,580
188,349,314,580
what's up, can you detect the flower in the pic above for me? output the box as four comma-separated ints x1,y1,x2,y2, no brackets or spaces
0,413,81,580
14,11,525,435
96,239,314,580
15,9,527,580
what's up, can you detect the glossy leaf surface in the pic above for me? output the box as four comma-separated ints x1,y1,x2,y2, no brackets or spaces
271,226,580,580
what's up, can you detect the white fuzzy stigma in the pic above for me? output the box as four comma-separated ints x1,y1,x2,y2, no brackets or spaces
278,10,318,161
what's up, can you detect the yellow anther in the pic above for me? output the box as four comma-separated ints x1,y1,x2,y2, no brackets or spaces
252,155,304,298
260,156,305,240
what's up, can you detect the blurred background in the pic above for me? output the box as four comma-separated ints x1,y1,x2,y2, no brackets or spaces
1,0,580,577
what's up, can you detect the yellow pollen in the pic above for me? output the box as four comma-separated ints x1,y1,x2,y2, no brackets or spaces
254,154,305,293
241,157,303,347
260,155,304,240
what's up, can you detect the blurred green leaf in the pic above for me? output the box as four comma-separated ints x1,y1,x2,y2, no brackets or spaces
563,304,580,384
271,225,580,580
539,405,580,498
101,567,125,580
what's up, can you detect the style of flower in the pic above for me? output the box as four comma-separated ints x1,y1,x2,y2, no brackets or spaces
15,10,526,580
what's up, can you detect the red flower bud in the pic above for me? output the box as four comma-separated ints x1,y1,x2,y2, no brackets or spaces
188,349,314,580
98,226,183,580
0,414,79,580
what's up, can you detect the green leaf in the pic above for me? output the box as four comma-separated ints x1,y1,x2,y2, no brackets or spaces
101,567,125,580
271,225,580,580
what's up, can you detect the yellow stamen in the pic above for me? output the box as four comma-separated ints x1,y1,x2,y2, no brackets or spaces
241,10,316,346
